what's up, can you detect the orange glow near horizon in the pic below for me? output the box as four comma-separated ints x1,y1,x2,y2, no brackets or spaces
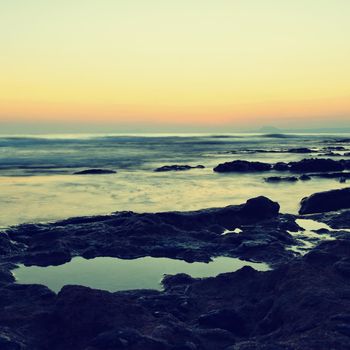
0,1,349,127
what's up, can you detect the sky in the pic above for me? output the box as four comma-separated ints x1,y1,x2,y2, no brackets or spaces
0,0,349,131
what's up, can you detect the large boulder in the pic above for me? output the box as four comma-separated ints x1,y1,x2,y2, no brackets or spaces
213,160,271,173
239,196,280,219
299,188,350,214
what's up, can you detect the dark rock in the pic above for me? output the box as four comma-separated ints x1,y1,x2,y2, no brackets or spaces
324,146,346,151
0,267,15,284
2,195,350,349
162,274,195,290
318,152,339,157
299,174,311,181
265,176,298,183
155,165,205,172
89,328,169,350
239,196,280,220
334,324,350,337
273,162,289,171
288,148,315,153
289,158,344,172
228,341,293,350
299,188,350,214
304,250,339,265
334,260,350,277
331,313,350,323
342,159,350,169
0,207,349,349
74,169,117,175
4,197,288,267
306,172,350,180
198,308,247,336
214,161,271,173
0,334,23,350
22,249,72,267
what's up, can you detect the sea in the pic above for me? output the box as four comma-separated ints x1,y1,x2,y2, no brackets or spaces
0,132,349,228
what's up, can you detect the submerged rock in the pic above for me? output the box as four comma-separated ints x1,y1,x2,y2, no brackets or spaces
303,172,350,180
73,169,117,175
299,174,312,181
288,148,316,153
273,162,289,171
265,176,298,183
213,160,271,173
299,187,350,214
154,165,205,172
324,146,346,151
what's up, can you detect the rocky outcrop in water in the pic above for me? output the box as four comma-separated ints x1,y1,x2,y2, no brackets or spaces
299,188,350,215
287,147,316,153
265,176,299,183
213,161,271,173
214,158,350,174
155,165,205,172
74,169,117,175
288,158,345,172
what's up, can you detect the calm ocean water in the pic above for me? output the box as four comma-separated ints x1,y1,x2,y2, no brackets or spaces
0,133,349,227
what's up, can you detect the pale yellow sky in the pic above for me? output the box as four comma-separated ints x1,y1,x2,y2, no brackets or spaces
0,0,349,126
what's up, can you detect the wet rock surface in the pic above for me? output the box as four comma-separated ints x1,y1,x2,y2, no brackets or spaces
0,194,350,349
2,197,289,267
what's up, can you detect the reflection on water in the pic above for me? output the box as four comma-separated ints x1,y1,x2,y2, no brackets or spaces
12,256,270,293
287,219,336,255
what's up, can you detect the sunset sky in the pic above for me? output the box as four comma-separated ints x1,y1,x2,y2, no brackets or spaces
0,0,349,130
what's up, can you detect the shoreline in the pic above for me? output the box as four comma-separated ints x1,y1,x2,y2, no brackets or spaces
0,189,350,349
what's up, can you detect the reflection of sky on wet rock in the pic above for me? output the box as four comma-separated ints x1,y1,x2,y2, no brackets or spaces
0,133,349,227
13,256,270,293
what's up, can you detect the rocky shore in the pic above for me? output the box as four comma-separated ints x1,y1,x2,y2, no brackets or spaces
0,189,350,349
213,158,350,173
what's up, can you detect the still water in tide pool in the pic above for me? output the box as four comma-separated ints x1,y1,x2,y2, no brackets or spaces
12,256,270,293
